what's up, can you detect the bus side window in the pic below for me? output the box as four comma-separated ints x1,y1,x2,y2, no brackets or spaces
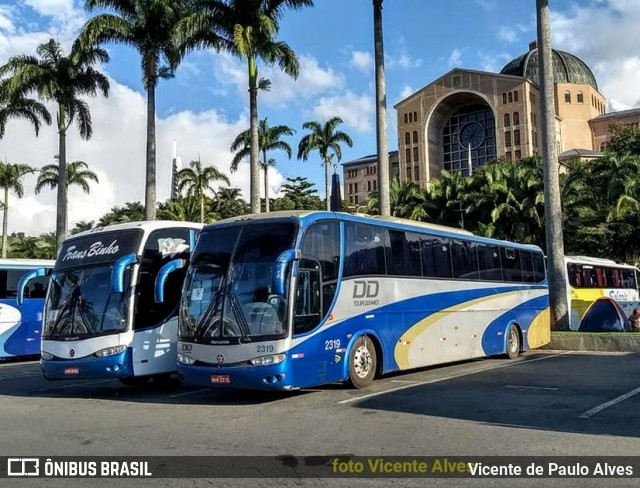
387,230,422,277
501,247,522,282
421,236,452,278
344,222,386,277
451,239,479,279
532,252,545,283
520,250,535,283
477,244,502,281
134,228,193,330
295,222,340,335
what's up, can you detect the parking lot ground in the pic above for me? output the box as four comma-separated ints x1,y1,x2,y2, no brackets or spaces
2,351,640,488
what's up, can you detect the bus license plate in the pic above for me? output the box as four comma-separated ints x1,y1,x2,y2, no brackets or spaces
210,375,230,384
64,367,80,375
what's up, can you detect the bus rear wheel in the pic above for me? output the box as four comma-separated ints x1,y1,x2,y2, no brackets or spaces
506,324,521,359
348,336,377,389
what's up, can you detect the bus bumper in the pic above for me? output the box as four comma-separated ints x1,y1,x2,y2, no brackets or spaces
40,348,134,380
177,362,293,390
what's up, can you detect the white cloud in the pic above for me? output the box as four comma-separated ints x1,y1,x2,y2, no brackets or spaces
447,49,462,68
385,37,422,69
312,92,375,133
474,0,496,10
213,52,344,105
0,5,16,34
551,1,640,109
477,51,513,73
497,26,518,44
400,85,414,100
349,50,373,73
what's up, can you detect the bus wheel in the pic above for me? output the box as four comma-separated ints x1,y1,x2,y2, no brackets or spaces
348,336,377,389
119,376,152,387
506,324,521,359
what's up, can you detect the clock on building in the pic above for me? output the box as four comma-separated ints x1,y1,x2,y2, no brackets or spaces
458,121,485,149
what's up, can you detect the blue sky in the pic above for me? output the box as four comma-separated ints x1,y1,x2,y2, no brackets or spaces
1,0,639,234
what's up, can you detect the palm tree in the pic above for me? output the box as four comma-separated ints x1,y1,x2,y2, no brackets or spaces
80,0,188,220
0,38,109,250
372,0,390,217
71,220,95,235
231,118,294,212
177,0,314,213
0,161,34,258
297,117,353,211
98,202,145,226
215,186,249,219
537,0,568,329
175,159,230,222
35,158,99,232
0,80,51,139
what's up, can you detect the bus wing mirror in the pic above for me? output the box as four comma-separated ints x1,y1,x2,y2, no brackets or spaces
272,249,300,296
111,253,138,293
155,258,188,303
17,267,47,305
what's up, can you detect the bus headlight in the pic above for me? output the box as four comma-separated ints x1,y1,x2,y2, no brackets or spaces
250,354,286,366
95,345,127,358
41,351,54,360
178,354,196,365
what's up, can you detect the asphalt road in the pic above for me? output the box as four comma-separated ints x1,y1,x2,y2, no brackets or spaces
1,351,640,487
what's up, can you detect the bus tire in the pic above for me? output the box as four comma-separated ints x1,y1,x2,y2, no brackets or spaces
119,376,153,387
506,324,521,359
348,335,377,389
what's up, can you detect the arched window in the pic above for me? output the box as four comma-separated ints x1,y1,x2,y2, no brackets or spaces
577,91,584,104
405,132,410,145
412,131,418,143
508,92,513,103
504,113,511,127
513,91,519,102
564,91,571,103
503,93,507,104
513,112,519,125
599,143,606,152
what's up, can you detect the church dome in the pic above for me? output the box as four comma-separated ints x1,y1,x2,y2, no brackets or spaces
500,41,598,90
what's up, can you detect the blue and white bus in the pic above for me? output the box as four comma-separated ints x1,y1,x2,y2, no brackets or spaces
177,211,550,390
0,259,55,359
36,221,202,385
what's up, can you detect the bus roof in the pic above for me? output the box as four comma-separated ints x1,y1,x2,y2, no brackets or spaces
68,220,204,240
565,255,638,269
0,258,55,268
206,211,542,252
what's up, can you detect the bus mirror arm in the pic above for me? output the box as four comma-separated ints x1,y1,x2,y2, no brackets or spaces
272,249,300,296
17,267,47,305
155,258,188,303
111,253,139,294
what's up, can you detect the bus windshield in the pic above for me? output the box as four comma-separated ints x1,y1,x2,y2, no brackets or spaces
43,265,130,339
43,228,142,339
180,222,297,343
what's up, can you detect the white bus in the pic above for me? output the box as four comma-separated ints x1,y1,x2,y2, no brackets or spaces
35,221,202,385
177,211,549,390
1,259,55,359
565,255,640,330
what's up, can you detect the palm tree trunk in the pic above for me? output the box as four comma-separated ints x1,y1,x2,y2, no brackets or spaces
373,0,391,217
56,105,68,251
264,166,270,213
1,186,8,259
325,158,330,211
248,56,260,214
145,78,157,220
200,194,205,223
537,0,568,330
